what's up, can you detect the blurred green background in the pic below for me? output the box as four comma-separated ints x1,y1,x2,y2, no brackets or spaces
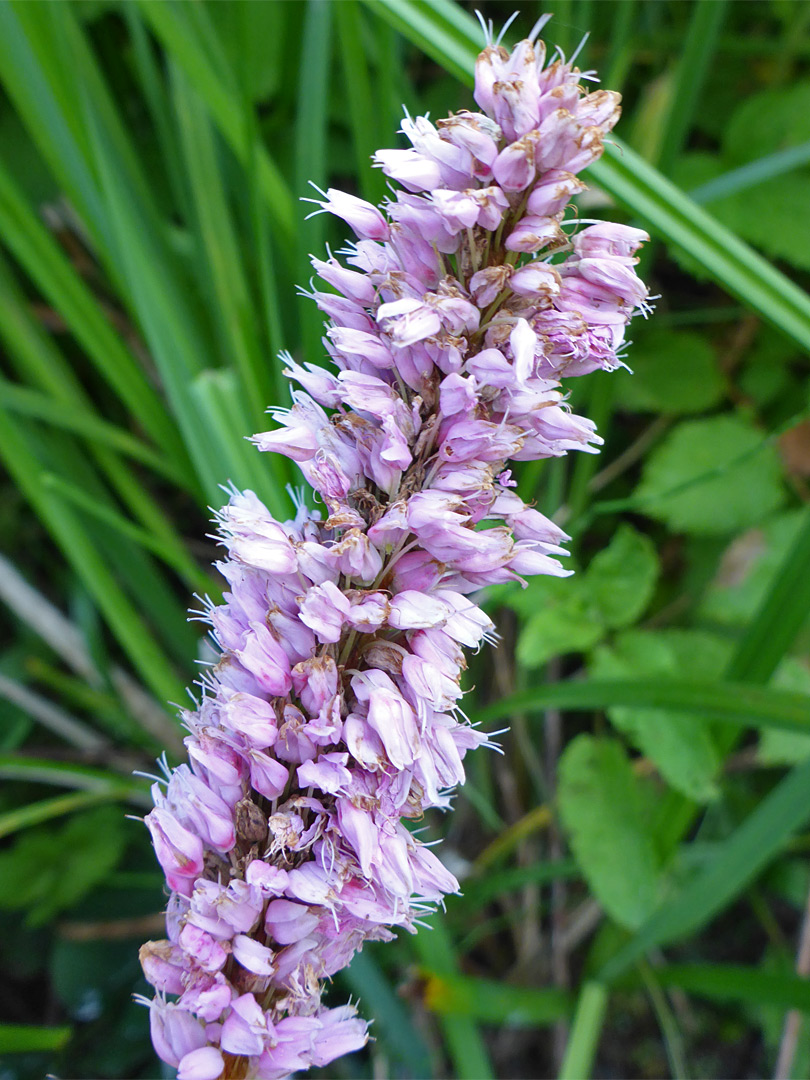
2,1,810,1077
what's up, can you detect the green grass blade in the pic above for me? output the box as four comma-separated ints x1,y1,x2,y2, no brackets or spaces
0,753,150,804
0,1024,72,1054
603,0,637,91
0,674,105,752
600,754,810,981
0,380,184,486
189,369,288,518
295,0,332,367
588,143,810,354
0,166,191,474
136,0,295,247
455,859,579,913
24,422,196,665
0,244,209,575
0,2,106,237
420,971,572,1027
335,1,385,205
78,85,238,505
654,0,729,175
411,913,494,1080
637,960,690,1080
655,963,810,1013
243,92,288,409
16,0,168,242
0,406,185,706
360,0,481,83
39,472,209,594
0,789,135,839
476,678,810,736
171,63,272,427
124,5,191,218
343,950,433,1076
690,140,810,204
558,981,609,1080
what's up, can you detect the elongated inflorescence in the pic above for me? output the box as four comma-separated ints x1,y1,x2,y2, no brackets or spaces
139,18,649,1080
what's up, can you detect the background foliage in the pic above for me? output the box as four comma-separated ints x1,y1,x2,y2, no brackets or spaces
2,1,810,1077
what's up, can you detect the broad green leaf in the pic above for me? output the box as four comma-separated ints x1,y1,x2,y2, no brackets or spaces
600,753,810,980
515,525,657,666
738,331,795,409
726,505,810,684
584,524,659,629
635,414,785,536
699,510,805,628
677,84,810,271
0,1024,72,1053
420,971,572,1027
0,807,125,924
612,329,724,415
723,81,810,166
50,935,143,1026
516,582,605,669
558,735,660,930
690,143,810,206
589,631,724,802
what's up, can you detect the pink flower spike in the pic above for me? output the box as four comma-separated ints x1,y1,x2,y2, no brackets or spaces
140,14,650,1076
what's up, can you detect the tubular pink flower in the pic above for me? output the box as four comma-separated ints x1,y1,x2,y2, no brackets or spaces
140,17,649,1080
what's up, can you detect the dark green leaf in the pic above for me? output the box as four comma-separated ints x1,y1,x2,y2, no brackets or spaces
589,631,724,802
613,329,724,415
635,414,785,535
585,524,659,630
600,754,810,980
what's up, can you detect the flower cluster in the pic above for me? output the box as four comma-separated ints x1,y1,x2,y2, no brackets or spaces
139,17,648,1080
